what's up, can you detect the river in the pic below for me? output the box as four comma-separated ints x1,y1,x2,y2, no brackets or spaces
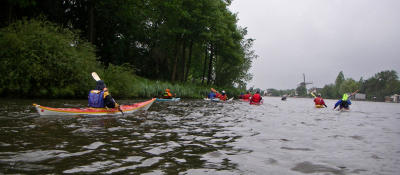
0,97,399,174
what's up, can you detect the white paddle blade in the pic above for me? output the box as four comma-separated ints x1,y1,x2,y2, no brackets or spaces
91,72,101,81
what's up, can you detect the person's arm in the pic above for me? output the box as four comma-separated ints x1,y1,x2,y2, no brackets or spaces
333,100,341,109
322,99,327,107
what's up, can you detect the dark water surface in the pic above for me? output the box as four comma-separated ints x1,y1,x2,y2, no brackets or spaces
0,97,399,174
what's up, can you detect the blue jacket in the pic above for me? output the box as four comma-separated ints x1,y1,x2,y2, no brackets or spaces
208,92,216,99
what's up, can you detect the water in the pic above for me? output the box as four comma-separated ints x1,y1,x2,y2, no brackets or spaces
0,97,399,174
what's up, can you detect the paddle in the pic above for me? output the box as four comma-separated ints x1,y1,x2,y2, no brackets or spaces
91,72,124,116
350,89,359,97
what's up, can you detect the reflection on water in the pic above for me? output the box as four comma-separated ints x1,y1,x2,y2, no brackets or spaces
0,97,400,174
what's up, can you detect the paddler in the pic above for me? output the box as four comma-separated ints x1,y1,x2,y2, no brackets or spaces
162,88,175,99
88,80,118,108
250,91,262,104
243,91,252,100
281,94,287,101
219,90,228,101
314,93,327,108
207,90,216,99
333,90,358,110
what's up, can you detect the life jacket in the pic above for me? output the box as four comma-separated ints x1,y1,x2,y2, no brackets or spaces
251,93,262,103
314,97,324,105
215,93,222,99
163,91,173,99
220,94,227,101
88,90,105,108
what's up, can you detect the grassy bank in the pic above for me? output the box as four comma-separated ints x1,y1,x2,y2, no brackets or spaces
100,66,243,99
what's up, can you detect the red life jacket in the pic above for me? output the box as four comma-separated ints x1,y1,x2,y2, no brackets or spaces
219,94,227,101
314,97,325,105
251,93,261,103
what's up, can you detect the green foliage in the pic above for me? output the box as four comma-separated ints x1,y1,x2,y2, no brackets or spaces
0,18,101,98
362,70,400,101
339,78,358,95
2,0,255,89
296,85,307,97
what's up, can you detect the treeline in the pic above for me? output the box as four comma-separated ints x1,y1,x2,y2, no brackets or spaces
319,70,400,101
0,0,255,97
266,70,400,101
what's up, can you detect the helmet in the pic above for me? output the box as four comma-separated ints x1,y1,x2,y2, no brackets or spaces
222,90,226,94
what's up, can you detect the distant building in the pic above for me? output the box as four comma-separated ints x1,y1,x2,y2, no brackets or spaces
389,94,400,103
354,93,366,100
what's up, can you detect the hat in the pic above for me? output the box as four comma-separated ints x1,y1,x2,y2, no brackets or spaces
96,80,106,90
222,90,226,94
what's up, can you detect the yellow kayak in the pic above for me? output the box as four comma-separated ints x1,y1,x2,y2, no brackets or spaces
315,105,325,108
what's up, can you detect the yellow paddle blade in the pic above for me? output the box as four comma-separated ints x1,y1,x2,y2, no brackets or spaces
91,72,101,81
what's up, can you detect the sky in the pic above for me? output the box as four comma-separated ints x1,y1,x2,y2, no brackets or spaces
229,0,400,90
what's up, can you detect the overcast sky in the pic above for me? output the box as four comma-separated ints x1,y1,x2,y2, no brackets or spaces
229,0,400,90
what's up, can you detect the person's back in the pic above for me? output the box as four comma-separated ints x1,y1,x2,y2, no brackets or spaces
251,92,262,103
208,92,216,99
88,90,105,108
88,80,117,108
314,97,325,105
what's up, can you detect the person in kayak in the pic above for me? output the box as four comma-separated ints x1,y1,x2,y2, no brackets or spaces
333,90,358,110
314,94,327,108
250,91,262,104
243,91,252,100
334,93,351,110
218,90,228,101
162,89,175,99
281,94,287,101
207,91,216,99
88,80,118,108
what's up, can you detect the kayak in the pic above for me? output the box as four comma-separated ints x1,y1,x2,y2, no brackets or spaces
240,99,250,102
204,98,220,102
204,97,233,102
339,108,350,112
156,98,180,102
315,105,325,108
33,98,156,116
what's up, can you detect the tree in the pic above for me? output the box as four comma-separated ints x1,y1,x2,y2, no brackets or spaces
0,18,100,97
339,78,359,95
296,85,307,96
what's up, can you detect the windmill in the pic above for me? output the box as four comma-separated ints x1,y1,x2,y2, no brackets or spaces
299,73,313,87
297,73,312,95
